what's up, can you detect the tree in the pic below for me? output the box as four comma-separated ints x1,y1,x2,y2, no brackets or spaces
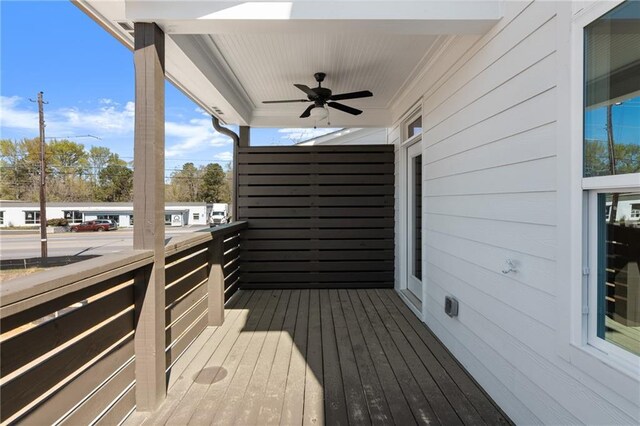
166,162,202,202
97,154,133,201
47,139,90,201
88,146,112,187
201,163,229,203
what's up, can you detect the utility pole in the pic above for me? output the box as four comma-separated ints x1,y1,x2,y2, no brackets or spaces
31,92,48,260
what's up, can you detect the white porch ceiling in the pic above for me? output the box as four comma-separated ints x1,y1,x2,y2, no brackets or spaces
75,1,502,128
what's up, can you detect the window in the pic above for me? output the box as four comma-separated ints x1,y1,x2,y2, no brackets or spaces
97,214,119,224
407,116,422,139
64,210,83,224
165,214,172,225
0,211,4,225
193,213,200,220
583,1,640,359
25,211,40,224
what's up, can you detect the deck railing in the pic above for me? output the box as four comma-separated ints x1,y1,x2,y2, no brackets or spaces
0,222,247,424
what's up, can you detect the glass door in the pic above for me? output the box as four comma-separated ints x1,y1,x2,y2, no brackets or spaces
407,142,423,301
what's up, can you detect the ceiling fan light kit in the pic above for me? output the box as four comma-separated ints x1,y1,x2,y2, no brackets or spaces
262,72,373,120
310,105,329,120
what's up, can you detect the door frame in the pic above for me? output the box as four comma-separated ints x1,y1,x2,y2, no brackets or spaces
398,108,424,312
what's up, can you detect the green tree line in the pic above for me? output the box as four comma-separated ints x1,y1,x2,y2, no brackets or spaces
0,138,231,203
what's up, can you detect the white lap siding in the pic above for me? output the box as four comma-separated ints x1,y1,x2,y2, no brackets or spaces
393,1,638,424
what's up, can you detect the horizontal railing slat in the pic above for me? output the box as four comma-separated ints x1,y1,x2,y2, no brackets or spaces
0,252,152,319
17,337,134,425
0,222,247,423
1,310,135,421
1,282,133,377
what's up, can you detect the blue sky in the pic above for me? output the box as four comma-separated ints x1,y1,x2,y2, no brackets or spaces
0,1,335,176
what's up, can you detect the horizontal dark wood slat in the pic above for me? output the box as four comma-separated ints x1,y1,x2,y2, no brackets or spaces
165,261,208,307
239,185,394,196
94,383,135,426
1,272,135,334
166,244,207,267
239,145,394,154
166,307,208,368
239,163,394,175
223,235,241,252
166,249,208,287
166,282,207,326
16,337,134,425
241,271,394,283
238,145,394,289
239,175,393,185
238,195,394,207
238,152,393,164
241,250,394,261
241,261,393,272
238,207,394,218
240,282,395,290
166,296,207,349
1,284,133,377
243,228,394,240
242,239,394,250
1,310,134,421
59,360,134,425
247,218,393,229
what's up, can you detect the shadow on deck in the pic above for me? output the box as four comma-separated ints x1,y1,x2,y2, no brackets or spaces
127,289,511,425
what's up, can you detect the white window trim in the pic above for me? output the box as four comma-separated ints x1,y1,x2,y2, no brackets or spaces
585,191,640,368
397,104,425,318
556,0,639,380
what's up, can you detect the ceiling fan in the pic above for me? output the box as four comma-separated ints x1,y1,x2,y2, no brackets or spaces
262,72,373,119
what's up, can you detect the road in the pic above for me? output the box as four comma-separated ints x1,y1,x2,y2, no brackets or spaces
0,227,212,260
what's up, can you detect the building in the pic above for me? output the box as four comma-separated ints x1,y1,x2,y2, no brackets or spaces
1,1,638,425
0,201,210,227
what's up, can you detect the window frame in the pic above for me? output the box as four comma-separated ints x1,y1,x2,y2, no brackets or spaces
64,210,83,224
585,190,640,365
24,211,41,224
580,0,640,366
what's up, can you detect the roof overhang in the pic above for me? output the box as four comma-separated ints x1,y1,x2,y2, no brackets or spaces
74,0,503,128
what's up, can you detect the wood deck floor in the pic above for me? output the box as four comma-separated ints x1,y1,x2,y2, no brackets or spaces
126,289,510,426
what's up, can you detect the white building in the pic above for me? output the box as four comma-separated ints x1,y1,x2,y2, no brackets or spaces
0,202,210,228
60,0,640,423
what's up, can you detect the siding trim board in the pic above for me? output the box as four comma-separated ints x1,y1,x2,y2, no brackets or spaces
237,145,395,289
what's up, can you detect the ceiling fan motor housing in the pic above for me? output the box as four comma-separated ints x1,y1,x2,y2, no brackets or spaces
312,87,332,104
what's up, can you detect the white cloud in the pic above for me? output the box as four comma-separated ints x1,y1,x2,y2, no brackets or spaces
165,117,232,158
0,96,39,132
277,127,339,143
213,151,233,162
0,95,134,137
0,96,232,161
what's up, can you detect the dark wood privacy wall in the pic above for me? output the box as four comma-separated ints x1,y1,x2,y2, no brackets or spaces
237,145,395,289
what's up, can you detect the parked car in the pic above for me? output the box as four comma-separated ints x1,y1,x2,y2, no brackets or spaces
70,220,117,232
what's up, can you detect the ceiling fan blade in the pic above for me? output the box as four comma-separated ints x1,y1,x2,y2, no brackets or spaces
329,90,373,101
294,84,318,98
328,102,362,115
263,99,310,104
300,104,315,118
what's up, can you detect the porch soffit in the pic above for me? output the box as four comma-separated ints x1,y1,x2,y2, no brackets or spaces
75,1,502,128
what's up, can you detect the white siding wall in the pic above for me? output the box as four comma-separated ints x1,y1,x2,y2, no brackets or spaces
393,1,639,424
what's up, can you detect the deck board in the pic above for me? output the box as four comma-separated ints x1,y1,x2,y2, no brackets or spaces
127,289,510,426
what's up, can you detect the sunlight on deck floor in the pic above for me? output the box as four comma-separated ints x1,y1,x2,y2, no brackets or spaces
126,289,510,426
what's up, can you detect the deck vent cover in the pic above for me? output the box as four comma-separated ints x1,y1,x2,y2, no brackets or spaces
444,296,458,318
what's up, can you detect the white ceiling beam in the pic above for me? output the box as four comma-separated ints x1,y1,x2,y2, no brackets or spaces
125,1,502,35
